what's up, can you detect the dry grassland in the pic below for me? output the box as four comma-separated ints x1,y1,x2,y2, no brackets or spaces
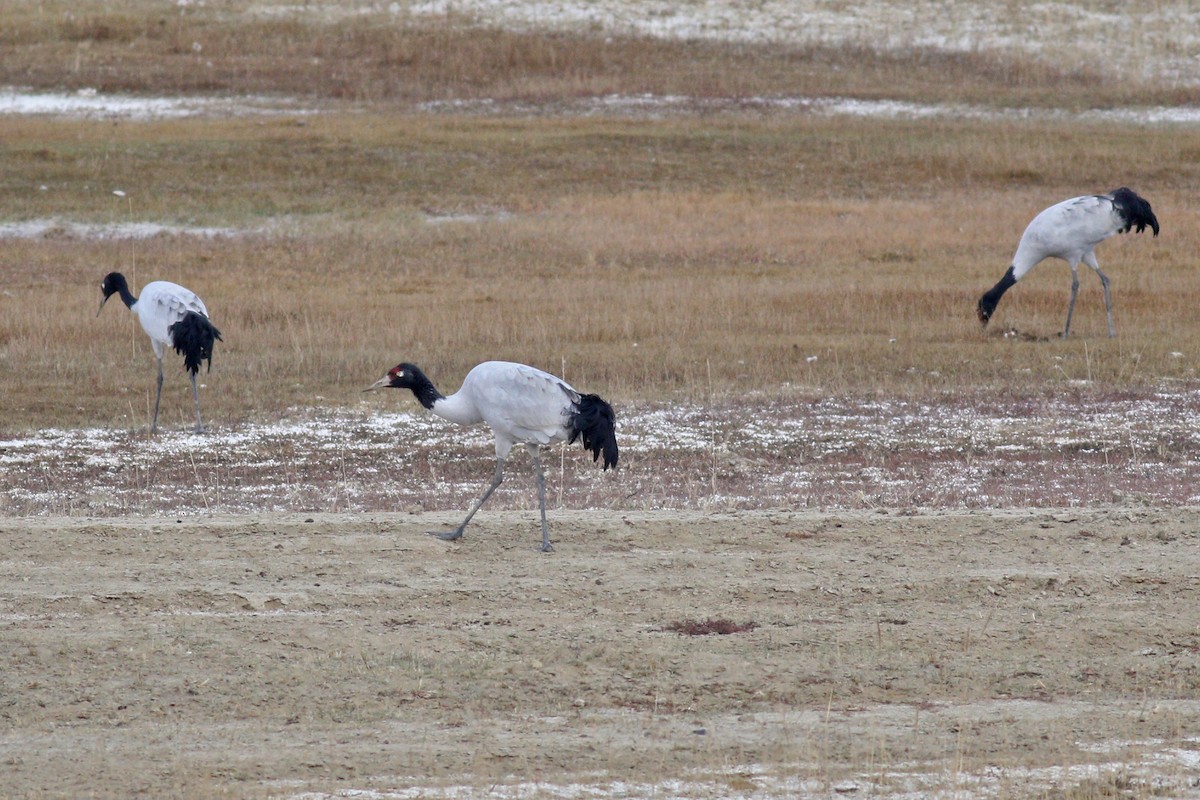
1,111,1198,429
7,1,1197,109
3,4,1198,429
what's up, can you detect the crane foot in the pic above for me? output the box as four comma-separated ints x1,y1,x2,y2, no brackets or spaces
427,528,464,542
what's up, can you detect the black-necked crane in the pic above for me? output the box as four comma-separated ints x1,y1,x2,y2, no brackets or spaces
977,187,1159,338
98,272,223,434
365,360,619,552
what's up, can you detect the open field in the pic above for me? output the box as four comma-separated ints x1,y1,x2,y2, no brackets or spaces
4,2,1200,798
4,509,1200,799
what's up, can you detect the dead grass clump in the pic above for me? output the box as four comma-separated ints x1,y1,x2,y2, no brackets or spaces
663,618,758,636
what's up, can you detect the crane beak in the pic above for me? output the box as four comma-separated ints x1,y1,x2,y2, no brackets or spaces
363,375,391,393
96,294,109,318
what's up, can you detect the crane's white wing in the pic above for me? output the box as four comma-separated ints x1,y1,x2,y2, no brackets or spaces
133,281,209,347
1013,195,1124,277
464,361,578,446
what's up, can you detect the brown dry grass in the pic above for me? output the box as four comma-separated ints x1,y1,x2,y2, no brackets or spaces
5,0,1197,108
1,6,1199,433
2,113,1198,430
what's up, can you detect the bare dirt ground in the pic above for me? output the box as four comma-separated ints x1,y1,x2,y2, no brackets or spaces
3,503,1200,799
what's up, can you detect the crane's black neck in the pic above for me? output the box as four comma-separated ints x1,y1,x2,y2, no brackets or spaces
115,284,138,309
403,365,445,410
103,272,138,309
978,266,1017,323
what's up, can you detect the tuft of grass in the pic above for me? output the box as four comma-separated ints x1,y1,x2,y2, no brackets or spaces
663,618,758,636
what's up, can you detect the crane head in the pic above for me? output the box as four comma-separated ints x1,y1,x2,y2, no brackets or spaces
97,271,128,317
976,298,994,326
977,266,1017,328
363,362,420,392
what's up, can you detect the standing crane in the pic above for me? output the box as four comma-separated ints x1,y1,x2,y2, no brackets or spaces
977,187,1159,338
98,272,223,434
365,360,619,552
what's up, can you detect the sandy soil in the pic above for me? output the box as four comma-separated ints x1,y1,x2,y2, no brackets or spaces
3,507,1200,798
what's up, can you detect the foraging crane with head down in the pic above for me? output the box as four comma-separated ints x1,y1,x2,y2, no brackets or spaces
365,360,619,552
977,187,1159,338
98,272,222,434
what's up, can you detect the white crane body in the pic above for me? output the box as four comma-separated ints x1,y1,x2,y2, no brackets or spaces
130,281,210,358
461,362,584,453
1011,194,1130,281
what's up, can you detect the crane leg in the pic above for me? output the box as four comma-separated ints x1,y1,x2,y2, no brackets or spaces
429,459,505,542
151,358,164,434
1062,269,1081,339
190,372,206,433
529,447,553,553
1097,268,1115,338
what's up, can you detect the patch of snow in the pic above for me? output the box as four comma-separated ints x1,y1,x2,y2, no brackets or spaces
282,727,1200,798
0,219,260,241
4,88,1197,128
0,87,316,120
418,93,1200,126
423,210,513,225
5,389,1200,516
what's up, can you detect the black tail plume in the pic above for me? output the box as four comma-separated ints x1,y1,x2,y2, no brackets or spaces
169,312,223,376
568,393,619,470
1110,187,1159,236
